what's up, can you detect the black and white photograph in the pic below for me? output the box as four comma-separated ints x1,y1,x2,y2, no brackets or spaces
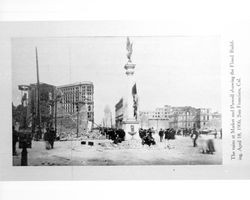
1,1,250,199
11,35,222,166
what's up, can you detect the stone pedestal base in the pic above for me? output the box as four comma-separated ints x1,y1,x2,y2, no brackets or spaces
122,120,140,140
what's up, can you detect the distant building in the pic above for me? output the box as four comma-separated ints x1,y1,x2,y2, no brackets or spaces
208,111,222,130
139,105,172,130
115,98,124,129
196,108,212,129
140,105,220,131
57,82,94,123
169,106,198,129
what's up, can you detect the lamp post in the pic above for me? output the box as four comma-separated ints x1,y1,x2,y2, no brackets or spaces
18,85,30,128
35,47,42,140
17,85,32,166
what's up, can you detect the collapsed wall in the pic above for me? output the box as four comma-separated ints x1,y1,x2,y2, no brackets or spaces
56,102,87,139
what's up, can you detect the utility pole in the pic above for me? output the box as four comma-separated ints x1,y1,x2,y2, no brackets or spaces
76,102,79,138
75,91,80,138
54,91,60,135
185,109,187,130
35,47,41,140
54,99,57,134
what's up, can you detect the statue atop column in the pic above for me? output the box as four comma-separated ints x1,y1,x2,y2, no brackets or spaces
126,37,133,62
123,37,140,140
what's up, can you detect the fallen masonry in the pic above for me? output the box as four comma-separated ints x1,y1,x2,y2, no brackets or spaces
59,130,106,141
80,139,158,150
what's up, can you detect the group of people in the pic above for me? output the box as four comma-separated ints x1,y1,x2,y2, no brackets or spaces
101,126,217,155
100,127,126,144
138,128,176,148
139,128,156,146
100,127,178,148
158,128,176,142
159,128,176,149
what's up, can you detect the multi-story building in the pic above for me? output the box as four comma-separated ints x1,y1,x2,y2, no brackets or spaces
26,82,56,133
139,105,172,130
57,82,94,123
140,105,172,120
208,111,222,130
169,106,198,129
196,108,212,129
115,98,124,129
141,105,218,131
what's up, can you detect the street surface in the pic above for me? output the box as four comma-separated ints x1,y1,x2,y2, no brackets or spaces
13,136,222,166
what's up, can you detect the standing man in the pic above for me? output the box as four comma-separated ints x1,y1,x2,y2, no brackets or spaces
191,125,199,147
159,128,164,142
12,126,18,156
44,127,51,150
164,129,170,149
49,127,56,149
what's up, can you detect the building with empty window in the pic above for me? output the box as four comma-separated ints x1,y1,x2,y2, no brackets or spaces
196,108,212,129
139,105,172,130
57,82,94,123
115,98,124,129
140,105,218,131
26,82,56,134
169,106,198,129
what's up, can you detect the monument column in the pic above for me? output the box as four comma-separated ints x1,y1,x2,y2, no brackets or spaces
122,37,140,140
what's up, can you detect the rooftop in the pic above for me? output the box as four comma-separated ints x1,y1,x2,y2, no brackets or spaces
29,82,55,87
57,81,93,88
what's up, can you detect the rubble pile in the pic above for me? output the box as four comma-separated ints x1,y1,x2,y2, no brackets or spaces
87,130,106,140
59,131,77,141
97,142,117,150
97,140,144,150
117,140,143,149
59,130,106,141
